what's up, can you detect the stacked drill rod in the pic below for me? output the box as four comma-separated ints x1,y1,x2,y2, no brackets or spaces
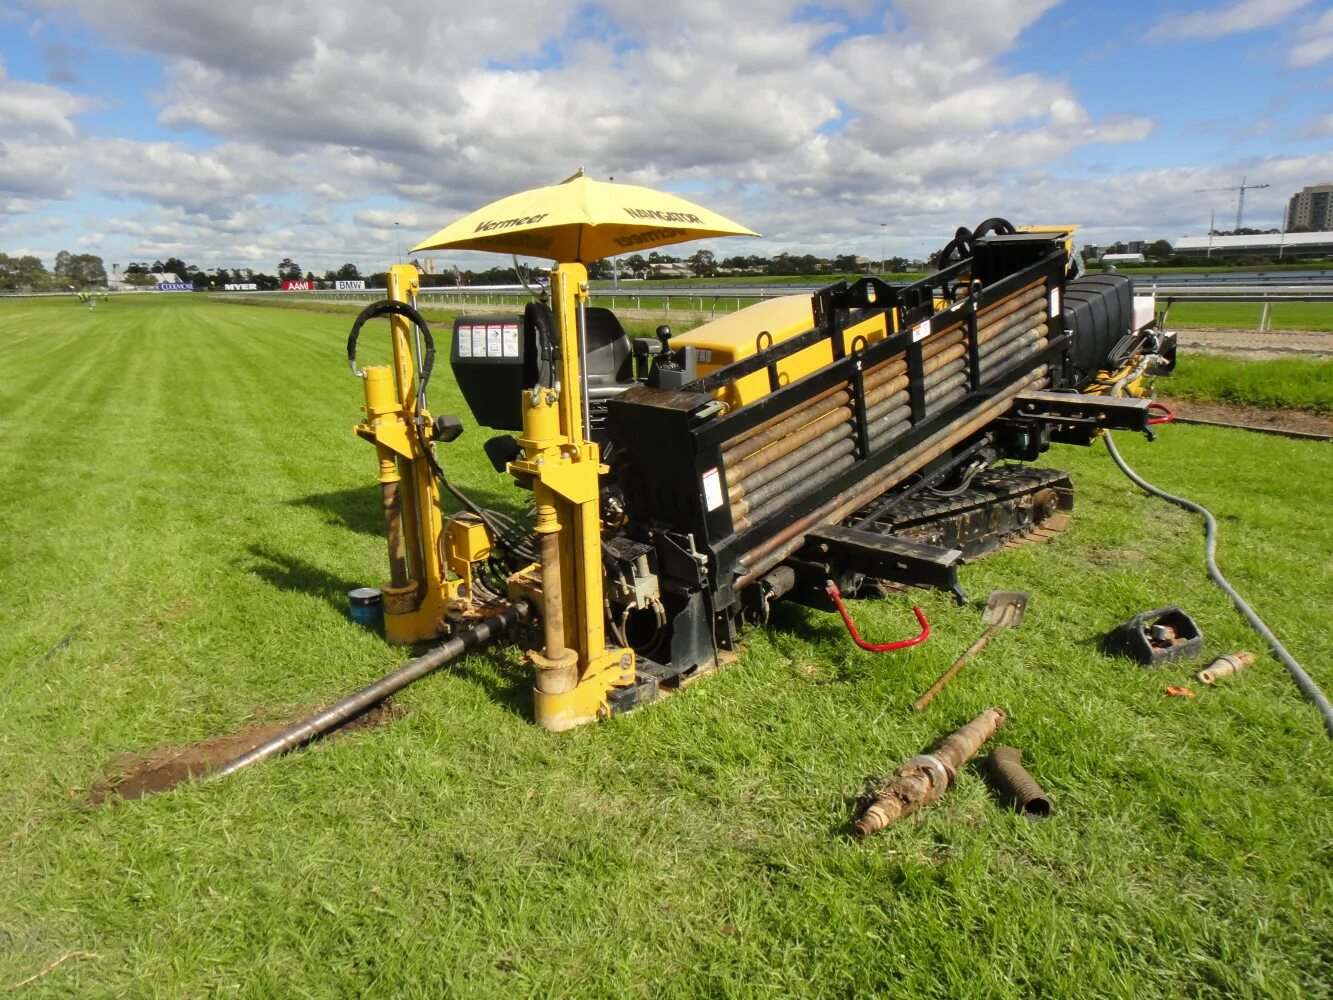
722,280,1054,589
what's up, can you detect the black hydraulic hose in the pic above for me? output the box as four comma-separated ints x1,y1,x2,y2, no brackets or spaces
1103,432,1333,738
210,602,530,780
347,298,435,395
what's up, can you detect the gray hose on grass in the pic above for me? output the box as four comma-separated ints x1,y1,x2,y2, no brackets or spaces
1104,431,1333,738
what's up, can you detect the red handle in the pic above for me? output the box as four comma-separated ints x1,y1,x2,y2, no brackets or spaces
1147,401,1175,425
825,580,930,652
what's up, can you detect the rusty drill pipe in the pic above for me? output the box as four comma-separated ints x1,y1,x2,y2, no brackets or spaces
739,452,861,527
979,329,1043,378
974,282,1046,334
537,528,566,662
734,437,859,520
725,388,853,472
983,746,1050,816
977,294,1047,345
853,707,1008,838
381,480,411,590
728,402,855,485
211,602,529,781
729,337,977,503
729,420,856,502
980,335,1048,386
1198,651,1257,685
980,315,1046,359
735,369,1048,588
723,325,971,469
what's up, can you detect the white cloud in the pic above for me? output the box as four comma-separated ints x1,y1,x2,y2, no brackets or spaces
1146,0,1311,41
1298,111,1333,137
1288,8,1333,66
0,58,92,136
5,0,1318,268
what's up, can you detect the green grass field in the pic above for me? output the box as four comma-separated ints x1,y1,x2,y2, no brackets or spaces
1166,301,1333,332
1159,353,1333,414
2,297,1331,997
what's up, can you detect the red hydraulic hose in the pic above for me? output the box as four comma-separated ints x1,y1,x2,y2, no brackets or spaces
1147,401,1175,425
825,580,930,652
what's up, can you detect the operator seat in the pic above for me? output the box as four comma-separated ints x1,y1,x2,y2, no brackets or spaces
582,306,635,437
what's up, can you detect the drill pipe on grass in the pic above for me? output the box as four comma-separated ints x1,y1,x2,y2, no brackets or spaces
853,706,1008,838
982,745,1050,816
1198,651,1256,685
209,602,529,780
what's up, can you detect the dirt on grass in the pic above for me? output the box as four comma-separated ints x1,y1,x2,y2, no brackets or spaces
1173,327,1333,360
1157,395,1333,438
89,701,407,804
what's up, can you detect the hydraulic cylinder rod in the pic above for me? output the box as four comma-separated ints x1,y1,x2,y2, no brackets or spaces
210,603,529,780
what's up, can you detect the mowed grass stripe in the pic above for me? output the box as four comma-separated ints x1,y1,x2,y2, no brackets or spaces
0,297,1329,998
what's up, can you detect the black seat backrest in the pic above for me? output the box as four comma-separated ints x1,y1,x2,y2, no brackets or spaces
583,307,634,390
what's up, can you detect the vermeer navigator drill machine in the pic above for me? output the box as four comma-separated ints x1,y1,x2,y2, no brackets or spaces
345,194,1174,732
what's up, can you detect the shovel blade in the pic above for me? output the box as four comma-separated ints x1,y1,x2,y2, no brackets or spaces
983,590,1029,628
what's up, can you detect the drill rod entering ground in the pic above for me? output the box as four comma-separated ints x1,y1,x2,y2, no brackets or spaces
211,603,529,780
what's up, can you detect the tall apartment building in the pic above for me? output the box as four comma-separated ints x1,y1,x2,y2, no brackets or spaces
1285,183,1333,232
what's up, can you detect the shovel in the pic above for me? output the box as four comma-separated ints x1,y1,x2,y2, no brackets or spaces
911,590,1029,712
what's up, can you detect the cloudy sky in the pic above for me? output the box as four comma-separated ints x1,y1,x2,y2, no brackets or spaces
1,0,1330,274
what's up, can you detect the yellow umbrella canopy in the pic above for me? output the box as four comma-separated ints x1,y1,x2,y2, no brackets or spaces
410,170,758,263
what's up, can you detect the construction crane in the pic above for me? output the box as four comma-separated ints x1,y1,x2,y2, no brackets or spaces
1194,175,1270,232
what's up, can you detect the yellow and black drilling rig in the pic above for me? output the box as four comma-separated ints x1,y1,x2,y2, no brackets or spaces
297,180,1175,747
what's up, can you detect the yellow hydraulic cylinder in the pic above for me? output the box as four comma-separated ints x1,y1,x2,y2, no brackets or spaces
508,263,634,730
351,264,455,643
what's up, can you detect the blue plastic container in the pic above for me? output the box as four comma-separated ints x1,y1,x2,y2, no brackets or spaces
348,587,383,629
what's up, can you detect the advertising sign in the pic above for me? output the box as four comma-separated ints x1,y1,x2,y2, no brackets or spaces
155,282,194,292
282,280,315,291
334,279,366,290
223,283,258,291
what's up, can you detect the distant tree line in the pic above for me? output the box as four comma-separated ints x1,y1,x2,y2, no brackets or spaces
0,250,108,291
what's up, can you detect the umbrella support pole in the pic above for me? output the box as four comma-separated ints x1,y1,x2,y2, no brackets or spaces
507,262,636,731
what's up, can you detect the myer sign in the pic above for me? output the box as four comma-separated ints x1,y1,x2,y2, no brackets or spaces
335,279,366,290
224,283,258,291
156,282,194,292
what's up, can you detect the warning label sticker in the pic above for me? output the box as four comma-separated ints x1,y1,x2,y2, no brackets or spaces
486,325,502,357
1049,287,1061,319
701,467,724,511
457,325,472,357
502,323,519,358
912,320,932,343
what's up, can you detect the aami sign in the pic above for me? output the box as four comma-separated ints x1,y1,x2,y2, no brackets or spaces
335,279,366,290
156,282,194,292
282,280,315,291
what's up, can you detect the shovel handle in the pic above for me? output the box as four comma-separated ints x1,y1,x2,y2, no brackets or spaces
911,615,1008,712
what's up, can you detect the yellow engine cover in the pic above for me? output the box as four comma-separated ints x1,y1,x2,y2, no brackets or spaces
670,294,893,410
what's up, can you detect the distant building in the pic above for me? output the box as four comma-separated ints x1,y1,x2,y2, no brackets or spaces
648,262,693,278
1286,183,1333,232
1101,253,1145,264
1172,231,1333,259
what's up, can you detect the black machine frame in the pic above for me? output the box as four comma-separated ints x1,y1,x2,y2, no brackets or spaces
608,235,1075,603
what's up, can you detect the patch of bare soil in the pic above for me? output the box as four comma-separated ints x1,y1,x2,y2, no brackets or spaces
1157,395,1333,438
1174,328,1333,360
1083,547,1148,566
89,701,406,804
